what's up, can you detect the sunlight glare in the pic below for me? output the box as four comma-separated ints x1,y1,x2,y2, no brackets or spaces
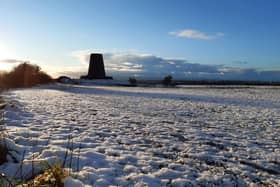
0,43,15,71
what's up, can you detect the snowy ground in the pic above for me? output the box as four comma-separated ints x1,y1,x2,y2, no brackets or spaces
1,84,280,186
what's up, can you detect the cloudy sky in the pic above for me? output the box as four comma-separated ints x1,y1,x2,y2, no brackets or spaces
0,0,280,80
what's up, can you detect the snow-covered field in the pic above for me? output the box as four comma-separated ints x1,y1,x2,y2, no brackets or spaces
1,84,280,186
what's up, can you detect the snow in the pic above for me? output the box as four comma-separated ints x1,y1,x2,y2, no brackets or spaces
64,176,87,187
1,84,280,186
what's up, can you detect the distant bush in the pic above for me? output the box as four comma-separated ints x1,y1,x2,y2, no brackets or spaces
0,62,53,89
162,75,173,86
128,77,137,86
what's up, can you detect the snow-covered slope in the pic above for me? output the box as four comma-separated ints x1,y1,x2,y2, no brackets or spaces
1,84,280,186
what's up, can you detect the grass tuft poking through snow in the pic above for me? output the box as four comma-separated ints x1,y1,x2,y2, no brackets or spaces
0,137,8,165
0,101,8,165
27,158,68,187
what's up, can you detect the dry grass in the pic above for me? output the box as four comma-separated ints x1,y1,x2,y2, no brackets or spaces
0,143,8,165
0,97,8,165
26,160,68,187
1,158,69,187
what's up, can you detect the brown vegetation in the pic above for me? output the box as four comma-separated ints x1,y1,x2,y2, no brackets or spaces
0,62,53,89
28,160,67,187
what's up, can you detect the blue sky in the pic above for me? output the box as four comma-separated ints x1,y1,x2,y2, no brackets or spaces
0,0,279,80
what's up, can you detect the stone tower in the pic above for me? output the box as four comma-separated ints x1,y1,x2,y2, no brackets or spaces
88,53,106,79
81,53,112,79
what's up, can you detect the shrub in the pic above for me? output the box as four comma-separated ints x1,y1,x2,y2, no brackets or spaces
128,77,137,86
0,62,53,89
162,75,173,86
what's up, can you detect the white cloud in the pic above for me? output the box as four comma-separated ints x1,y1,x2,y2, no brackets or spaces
71,50,225,79
169,29,224,40
0,59,26,64
69,50,280,81
71,50,92,66
218,67,244,73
